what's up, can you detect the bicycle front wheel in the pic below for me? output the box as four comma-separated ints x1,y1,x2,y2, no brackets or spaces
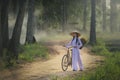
61,55,68,71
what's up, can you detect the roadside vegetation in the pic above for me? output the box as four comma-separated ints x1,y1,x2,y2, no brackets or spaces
19,43,49,62
0,43,49,70
52,39,120,80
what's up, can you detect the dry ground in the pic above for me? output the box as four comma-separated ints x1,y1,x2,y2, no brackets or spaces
0,41,103,80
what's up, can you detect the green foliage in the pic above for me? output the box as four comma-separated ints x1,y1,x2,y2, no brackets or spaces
19,43,49,62
0,43,49,69
91,39,110,56
0,49,17,68
37,0,88,30
88,52,120,80
69,75,88,80
0,59,6,70
61,40,120,80
60,52,120,80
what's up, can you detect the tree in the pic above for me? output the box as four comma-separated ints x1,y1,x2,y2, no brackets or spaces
102,0,106,31
89,0,96,45
40,0,84,31
42,0,62,30
1,0,9,48
82,0,87,31
110,0,117,33
11,0,20,15
8,0,27,60
61,0,66,32
0,0,3,56
26,0,36,44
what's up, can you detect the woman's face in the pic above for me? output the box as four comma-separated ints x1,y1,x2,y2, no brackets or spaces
72,33,77,37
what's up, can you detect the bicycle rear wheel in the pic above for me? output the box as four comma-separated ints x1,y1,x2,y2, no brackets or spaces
61,55,68,71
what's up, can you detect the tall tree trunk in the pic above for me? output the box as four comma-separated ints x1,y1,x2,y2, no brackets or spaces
0,0,3,56
61,0,66,32
102,0,106,31
83,0,87,31
64,0,67,24
26,0,36,44
12,0,19,16
1,0,9,48
110,0,117,33
8,0,27,60
89,0,96,45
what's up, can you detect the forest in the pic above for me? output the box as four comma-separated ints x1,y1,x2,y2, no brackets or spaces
0,0,120,80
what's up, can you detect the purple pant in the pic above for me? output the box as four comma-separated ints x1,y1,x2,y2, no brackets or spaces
72,48,83,70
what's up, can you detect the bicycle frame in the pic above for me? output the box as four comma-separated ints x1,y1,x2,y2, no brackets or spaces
67,48,72,65
61,48,72,71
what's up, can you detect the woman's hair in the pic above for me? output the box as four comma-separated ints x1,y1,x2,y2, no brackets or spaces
72,33,79,44
76,33,79,44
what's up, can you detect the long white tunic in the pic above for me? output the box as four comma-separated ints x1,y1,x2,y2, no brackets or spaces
66,37,83,70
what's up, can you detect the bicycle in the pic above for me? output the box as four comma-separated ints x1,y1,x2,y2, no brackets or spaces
61,48,72,71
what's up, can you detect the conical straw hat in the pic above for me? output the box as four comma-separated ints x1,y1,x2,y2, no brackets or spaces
70,30,81,37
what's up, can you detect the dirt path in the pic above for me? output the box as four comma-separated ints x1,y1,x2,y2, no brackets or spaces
0,41,103,80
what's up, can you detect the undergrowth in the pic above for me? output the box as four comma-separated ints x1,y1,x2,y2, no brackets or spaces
54,40,120,80
19,43,49,62
91,39,110,56
0,43,49,69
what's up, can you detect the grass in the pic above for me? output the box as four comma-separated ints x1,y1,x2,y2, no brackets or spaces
86,52,120,80
0,43,49,69
54,39,120,80
19,43,49,62
81,40,120,80
91,39,110,56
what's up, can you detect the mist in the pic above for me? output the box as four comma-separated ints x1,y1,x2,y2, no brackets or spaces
0,0,120,80
7,0,120,46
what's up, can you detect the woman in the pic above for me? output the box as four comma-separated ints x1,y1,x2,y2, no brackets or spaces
66,31,83,71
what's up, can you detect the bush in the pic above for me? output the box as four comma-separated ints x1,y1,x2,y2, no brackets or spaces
19,43,49,62
64,52,120,80
91,39,110,56
61,40,120,80
88,52,120,80
87,40,120,80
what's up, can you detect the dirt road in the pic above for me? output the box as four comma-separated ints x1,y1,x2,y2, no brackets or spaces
0,41,103,80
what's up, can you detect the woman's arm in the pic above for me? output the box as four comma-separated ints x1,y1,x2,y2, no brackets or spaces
65,41,72,48
77,38,83,49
